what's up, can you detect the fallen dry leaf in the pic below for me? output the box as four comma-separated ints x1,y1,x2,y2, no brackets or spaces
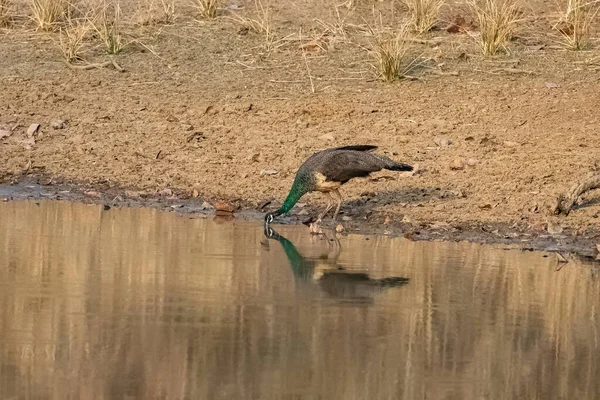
299,39,322,52
596,243,600,253
0,129,12,139
27,124,40,137
260,169,278,175
192,189,199,198
335,224,345,233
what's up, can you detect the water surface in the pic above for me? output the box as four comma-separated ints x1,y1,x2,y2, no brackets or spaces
1,201,599,399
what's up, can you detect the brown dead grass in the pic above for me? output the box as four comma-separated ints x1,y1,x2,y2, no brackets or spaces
468,0,521,56
554,0,599,50
0,0,10,27
369,22,413,81
57,16,90,62
192,0,218,19
403,0,445,33
93,2,125,54
30,0,70,31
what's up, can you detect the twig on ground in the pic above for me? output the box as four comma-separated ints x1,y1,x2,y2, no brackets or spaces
63,58,125,72
552,172,600,215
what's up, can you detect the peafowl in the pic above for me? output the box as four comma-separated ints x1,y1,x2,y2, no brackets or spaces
264,145,413,225
263,225,410,299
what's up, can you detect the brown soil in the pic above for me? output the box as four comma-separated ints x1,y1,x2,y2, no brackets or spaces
1,0,600,251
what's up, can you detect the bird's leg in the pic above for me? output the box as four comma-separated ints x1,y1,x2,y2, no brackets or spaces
316,192,334,223
331,189,344,221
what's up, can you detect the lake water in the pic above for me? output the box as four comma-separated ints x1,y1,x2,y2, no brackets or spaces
0,200,599,400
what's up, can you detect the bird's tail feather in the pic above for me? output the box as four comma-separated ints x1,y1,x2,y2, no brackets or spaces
334,145,378,152
385,162,413,172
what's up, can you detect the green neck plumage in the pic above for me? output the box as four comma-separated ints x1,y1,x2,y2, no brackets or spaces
276,183,306,215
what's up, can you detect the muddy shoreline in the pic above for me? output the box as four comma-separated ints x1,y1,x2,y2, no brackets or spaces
2,174,599,260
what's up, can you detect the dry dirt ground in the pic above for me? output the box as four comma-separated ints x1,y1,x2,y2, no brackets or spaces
1,0,600,250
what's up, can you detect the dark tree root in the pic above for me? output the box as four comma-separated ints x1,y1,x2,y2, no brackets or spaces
552,172,600,216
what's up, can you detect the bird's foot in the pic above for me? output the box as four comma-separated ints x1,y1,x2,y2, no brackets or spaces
309,218,323,235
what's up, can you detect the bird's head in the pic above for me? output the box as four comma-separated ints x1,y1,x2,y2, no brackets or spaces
264,209,283,227
264,212,275,226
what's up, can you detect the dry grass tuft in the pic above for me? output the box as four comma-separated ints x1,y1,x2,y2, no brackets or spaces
192,0,218,19
231,0,273,48
403,0,445,33
57,16,91,62
141,0,175,25
30,0,70,31
93,2,125,54
554,0,599,50
159,0,175,24
468,0,521,56
0,0,10,27
370,23,412,81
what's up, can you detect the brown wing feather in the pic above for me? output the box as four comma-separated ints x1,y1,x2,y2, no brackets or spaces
318,151,385,183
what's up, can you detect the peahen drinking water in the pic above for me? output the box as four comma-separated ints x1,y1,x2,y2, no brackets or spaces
264,145,413,225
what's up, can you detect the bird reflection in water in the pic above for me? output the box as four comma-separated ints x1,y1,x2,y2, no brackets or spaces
263,225,410,301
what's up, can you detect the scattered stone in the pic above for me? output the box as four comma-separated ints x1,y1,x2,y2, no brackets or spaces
479,203,492,210
160,188,173,196
467,158,479,166
297,209,309,215
547,222,564,235
27,123,40,137
201,201,213,210
402,215,412,223
335,224,344,233
449,158,465,170
215,200,237,215
51,120,65,129
545,82,558,89
433,136,452,147
504,141,519,147
192,189,199,198
318,133,335,141
342,216,352,221
596,243,600,253
84,190,100,198
170,204,184,209
384,216,390,224
0,129,12,139
260,169,278,175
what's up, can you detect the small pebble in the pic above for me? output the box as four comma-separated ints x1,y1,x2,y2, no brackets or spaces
51,120,65,129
